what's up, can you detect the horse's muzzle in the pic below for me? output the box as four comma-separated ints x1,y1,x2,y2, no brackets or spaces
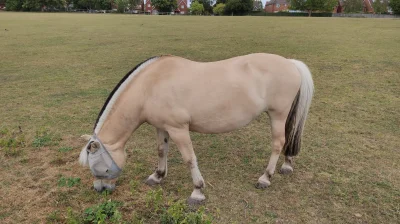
93,179,116,192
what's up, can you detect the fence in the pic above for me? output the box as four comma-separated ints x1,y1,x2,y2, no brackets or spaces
248,11,333,17
333,13,399,18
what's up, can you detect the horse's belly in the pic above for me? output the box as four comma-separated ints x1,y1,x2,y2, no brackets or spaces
188,103,264,134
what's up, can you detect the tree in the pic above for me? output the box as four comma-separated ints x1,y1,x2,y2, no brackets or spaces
389,0,400,14
190,0,204,14
373,0,388,13
213,2,225,14
115,0,128,12
195,0,213,14
128,0,141,11
21,0,64,11
151,0,177,12
290,0,336,16
224,0,252,15
6,0,24,10
214,0,226,4
342,0,363,13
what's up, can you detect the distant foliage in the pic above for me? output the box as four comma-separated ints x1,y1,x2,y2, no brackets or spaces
343,0,363,13
151,0,177,12
115,0,128,12
290,0,337,16
72,0,112,10
128,0,141,10
6,0,24,10
213,3,226,15
373,0,388,13
224,0,253,15
5,0,112,11
389,0,400,14
190,1,205,14
196,0,214,14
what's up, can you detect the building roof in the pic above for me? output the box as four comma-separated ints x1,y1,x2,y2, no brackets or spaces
265,0,289,6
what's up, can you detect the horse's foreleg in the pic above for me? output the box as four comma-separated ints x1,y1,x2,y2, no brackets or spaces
168,127,205,205
145,129,169,186
256,116,286,189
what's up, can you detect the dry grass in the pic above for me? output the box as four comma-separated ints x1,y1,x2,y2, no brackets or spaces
0,12,399,223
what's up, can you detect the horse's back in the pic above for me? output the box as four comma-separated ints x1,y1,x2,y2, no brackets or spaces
140,54,301,133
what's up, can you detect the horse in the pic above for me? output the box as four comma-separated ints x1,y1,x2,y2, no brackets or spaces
78,53,314,205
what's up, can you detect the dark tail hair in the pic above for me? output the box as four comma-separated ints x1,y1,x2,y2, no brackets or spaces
283,60,314,157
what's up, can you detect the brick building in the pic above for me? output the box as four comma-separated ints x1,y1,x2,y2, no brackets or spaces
332,0,375,13
264,0,289,13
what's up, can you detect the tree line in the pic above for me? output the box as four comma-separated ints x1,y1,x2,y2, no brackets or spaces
4,0,400,15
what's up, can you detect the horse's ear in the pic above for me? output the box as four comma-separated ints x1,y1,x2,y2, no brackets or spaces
80,134,92,141
79,142,90,166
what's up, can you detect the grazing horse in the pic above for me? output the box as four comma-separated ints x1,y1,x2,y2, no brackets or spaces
79,53,314,205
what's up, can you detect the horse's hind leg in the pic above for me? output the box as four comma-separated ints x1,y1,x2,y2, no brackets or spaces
145,129,170,186
256,112,287,189
280,156,294,174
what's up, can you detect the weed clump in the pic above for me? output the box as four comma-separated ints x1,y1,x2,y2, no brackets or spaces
82,200,123,224
0,127,25,157
145,188,213,224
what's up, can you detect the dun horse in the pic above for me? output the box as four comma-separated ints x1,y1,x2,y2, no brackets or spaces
79,53,314,205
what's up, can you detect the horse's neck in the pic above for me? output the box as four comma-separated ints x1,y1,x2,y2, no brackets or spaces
96,105,143,151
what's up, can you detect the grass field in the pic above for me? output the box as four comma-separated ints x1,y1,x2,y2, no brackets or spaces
0,12,399,223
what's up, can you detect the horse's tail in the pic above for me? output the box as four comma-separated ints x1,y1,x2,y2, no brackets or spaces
283,59,314,157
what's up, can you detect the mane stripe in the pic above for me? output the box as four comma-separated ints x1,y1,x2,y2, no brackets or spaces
93,56,159,131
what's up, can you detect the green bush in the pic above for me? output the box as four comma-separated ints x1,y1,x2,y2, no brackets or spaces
389,0,400,14
213,3,225,15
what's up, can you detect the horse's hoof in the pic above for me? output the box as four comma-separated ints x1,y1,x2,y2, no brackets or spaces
145,177,160,186
187,197,205,206
255,181,270,189
279,166,293,175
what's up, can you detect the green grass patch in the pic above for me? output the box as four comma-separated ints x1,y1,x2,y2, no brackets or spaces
32,129,61,148
0,13,399,224
58,146,73,152
160,201,212,224
46,210,63,223
57,176,81,187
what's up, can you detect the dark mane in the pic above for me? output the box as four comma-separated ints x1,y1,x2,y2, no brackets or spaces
93,56,159,131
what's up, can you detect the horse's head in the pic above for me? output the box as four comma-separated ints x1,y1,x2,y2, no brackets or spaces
79,134,122,192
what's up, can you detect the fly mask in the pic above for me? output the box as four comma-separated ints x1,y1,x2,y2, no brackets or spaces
86,134,122,179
